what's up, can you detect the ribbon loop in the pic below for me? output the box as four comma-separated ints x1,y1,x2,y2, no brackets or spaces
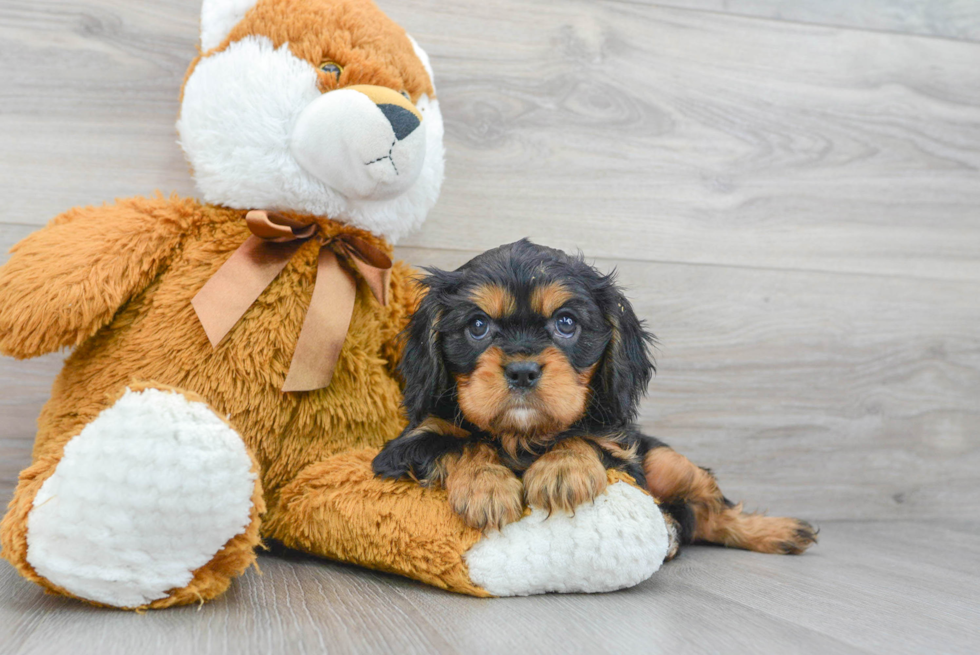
192,211,393,393
336,235,393,307
246,209,318,241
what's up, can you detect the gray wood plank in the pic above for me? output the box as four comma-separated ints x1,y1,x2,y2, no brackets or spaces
2,521,977,655
3,0,980,281
0,0,199,220
390,0,980,281
642,0,980,43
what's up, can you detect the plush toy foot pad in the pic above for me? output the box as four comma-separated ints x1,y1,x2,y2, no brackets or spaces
25,388,257,608
463,480,669,596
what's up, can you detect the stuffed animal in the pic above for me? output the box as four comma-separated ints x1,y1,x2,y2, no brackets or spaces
0,0,670,609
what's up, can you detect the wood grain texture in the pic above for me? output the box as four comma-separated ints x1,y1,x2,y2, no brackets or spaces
1,522,978,655
645,0,980,43
3,0,980,280
384,0,980,281
1,0,978,652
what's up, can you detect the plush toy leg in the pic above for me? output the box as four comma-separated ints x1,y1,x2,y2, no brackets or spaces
265,450,670,597
0,384,264,609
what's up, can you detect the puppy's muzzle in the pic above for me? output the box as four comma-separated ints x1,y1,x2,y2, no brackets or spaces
290,84,426,201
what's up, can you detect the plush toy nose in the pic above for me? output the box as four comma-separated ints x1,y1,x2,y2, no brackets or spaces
379,104,420,140
290,84,427,201
345,85,422,140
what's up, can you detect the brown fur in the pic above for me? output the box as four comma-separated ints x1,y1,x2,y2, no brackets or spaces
441,443,525,532
644,447,817,554
455,347,509,432
206,0,434,101
414,416,469,440
266,449,489,596
468,283,516,319
530,282,573,317
585,434,640,463
523,438,608,514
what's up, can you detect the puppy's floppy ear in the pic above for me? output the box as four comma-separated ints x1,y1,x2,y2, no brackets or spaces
591,275,656,424
398,268,457,425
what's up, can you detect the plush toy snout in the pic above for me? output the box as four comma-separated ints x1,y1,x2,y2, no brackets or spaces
291,84,426,201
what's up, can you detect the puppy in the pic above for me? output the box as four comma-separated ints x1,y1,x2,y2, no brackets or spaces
374,240,816,557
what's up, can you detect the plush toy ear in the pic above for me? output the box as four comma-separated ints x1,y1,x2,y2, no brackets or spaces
398,269,457,425
590,285,656,425
200,0,259,51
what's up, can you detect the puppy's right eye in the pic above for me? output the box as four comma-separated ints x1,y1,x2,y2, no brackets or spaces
467,316,490,340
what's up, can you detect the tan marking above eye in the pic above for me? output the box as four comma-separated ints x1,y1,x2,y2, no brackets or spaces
530,282,575,317
467,284,516,319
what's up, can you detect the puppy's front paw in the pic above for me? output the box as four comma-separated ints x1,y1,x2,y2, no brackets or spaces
524,438,608,514
448,464,525,532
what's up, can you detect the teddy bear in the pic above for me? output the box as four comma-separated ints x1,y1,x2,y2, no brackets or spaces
0,0,670,609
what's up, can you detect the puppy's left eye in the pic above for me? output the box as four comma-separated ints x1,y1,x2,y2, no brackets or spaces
399,90,411,100
554,313,577,337
468,315,491,340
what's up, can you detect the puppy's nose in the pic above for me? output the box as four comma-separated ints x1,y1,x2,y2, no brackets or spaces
505,361,541,390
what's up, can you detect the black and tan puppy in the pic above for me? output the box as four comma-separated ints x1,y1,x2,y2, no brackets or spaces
374,239,816,557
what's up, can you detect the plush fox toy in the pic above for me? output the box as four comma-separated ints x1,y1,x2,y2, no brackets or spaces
0,0,670,609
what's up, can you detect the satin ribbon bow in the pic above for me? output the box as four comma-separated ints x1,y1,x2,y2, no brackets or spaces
192,210,392,392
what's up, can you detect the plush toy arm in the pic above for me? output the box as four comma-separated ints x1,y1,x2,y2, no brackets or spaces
0,196,192,358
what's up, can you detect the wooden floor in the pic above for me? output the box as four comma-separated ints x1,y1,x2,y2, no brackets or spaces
1,0,979,653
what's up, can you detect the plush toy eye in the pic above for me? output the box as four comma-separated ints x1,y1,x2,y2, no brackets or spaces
554,313,577,337
400,90,411,101
318,61,343,81
468,315,490,340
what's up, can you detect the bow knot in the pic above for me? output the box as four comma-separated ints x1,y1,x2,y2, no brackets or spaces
192,210,392,392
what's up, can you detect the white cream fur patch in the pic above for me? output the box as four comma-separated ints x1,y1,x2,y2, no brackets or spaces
464,482,669,596
200,0,259,51
26,388,256,608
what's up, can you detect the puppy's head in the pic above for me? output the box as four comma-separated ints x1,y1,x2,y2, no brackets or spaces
400,240,655,440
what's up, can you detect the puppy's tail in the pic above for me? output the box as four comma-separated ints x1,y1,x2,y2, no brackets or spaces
637,436,817,557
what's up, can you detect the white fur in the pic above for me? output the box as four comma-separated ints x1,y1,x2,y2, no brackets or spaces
200,0,258,51
177,35,444,244
464,482,669,596
26,388,257,608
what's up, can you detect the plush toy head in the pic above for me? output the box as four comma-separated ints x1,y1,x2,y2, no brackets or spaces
177,0,443,242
